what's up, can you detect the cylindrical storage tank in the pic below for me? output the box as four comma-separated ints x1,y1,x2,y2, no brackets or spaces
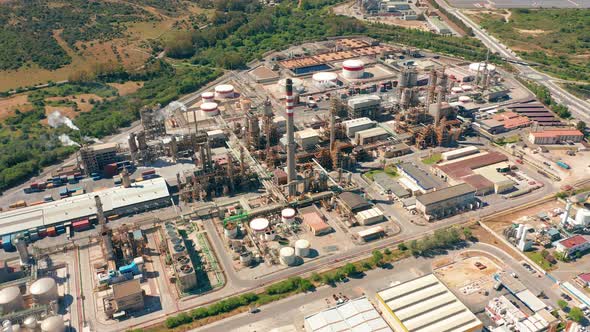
40,316,64,332
461,84,473,91
342,60,365,79
224,222,239,239
249,218,269,233
312,72,338,87
201,92,215,102
468,62,496,73
30,277,58,305
280,247,296,266
279,78,305,93
451,86,463,94
294,239,310,257
281,208,296,224
23,316,37,330
239,252,252,267
575,209,590,227
0,287,23,313
458,96,471,103
200,102,219,117
240,98,252,111
264,231,275,241
214,84,235,99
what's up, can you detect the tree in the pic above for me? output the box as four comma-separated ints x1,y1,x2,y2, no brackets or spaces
398,243,408,251
557,299,568,310
462,227,473,240
311,272,321,282
384,248,392,255
341,263,357,276
298,279,313,292
371,250,384,266
577,120,587,132
568,307,584,323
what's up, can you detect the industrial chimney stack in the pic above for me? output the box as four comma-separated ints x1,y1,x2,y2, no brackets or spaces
285,78,297,197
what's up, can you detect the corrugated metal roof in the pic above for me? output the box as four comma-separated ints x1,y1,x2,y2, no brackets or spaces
398,162,443,191
416,183,475,206
304,297,392,332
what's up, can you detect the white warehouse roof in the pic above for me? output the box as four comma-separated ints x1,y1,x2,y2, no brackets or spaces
0,177,170,236
343,117,375,128
376,274,482,332
304,296,392,332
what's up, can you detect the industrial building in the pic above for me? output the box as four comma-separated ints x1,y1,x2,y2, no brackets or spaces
354,127,390,145
0,177,170,237
372,173,411,199
376,274,483,332
302,211,332,236
415,183,477,219
79,142,119,175
357,226,385,242
347,95,381,119
343,117,376,138
304,296,392,332
397,162,444,194
441,146,479,161
339,192,372,214
104,278,145,317
528,129,584,145
486,295,558,332
555,235,590,258
355,207,384,225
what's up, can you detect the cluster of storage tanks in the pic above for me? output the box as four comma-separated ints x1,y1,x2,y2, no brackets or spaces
279,239,311,266
196,84,237,118
0,277,64,332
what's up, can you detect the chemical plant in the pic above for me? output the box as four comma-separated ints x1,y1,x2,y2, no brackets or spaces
0,36,586,331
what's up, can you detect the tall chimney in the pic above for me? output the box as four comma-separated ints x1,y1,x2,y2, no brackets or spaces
95,195,106,227
330,98,337,152
121,168,131,188
286,78,297,196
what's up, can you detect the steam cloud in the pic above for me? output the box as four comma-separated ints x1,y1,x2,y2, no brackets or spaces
48,110,79,131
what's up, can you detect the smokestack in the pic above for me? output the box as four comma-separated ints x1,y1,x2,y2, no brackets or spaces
95,195,106,227
330,98,337,152
286,78,297,196
13,237,29,266
562,199,573,225
121,168,131,188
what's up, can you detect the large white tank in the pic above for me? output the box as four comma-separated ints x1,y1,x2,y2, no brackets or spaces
279,78,305,93
294,239,311,257
342,59,365,79
575,209,590,227
281,208,296,224
23,316,37,330
239,252,252,267
312,72,338,88
40,316,64,332
0,287,23,313
451,86,463,94
215,84,235,99
30,277,58,305
280,247,296,266
201,92,215,102
458,96,471,103
469,62,496,73
200,102,219,117
224,222,239,239
249,218,269,233
461,84,473,91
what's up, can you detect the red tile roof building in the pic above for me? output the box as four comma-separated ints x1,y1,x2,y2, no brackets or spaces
528,129,584,145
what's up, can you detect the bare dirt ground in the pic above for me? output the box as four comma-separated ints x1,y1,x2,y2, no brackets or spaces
108,81,144,96
370,17,431,31
484,199,563,234
46,93,106,113
0,94,33,120
470,224,523,260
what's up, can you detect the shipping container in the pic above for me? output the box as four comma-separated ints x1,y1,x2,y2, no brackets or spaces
66,226,72,238
44,195,53,202
38,182,47,190
9,201,27,208
142,174,157,180
46,227,57,237
73,219,91,231
556,161,571,170
38,228,47,237
46,183,55,189
29,201,44,206
30,232,39,242
2,235,13,251
141,169,156,176
30,182,39,189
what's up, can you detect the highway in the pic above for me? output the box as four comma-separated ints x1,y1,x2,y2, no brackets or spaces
438,0,590,123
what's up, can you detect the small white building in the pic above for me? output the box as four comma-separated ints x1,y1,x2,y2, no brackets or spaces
342,117,375,138
295,128,320,150
355,207,384,225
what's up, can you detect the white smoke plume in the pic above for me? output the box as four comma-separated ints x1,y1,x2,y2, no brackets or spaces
59,134,80,147
48,110,79,131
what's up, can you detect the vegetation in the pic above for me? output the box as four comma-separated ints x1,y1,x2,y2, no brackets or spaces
404,227,464,256
569,307,585,323
476,9,590,82
564,84,590,100
519,78,571,119
424,0,474,36
364,165,398,181
557,299,568,310
525,251,554,271
422,153,442,165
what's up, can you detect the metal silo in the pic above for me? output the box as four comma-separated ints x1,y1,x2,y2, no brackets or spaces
30,278,58,305
0,287,23,313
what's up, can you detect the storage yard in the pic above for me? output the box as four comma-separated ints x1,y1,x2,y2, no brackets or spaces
0,36,583,331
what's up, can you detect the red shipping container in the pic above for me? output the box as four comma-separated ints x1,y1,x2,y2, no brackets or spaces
30,182,39,189
141,169,156,176
103,164,118,177
47,227,57,237
38,182,47,190
73,219,91,231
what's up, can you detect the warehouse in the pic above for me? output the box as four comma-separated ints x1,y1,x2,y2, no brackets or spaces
441,146,479,161
555,235,590,258
397,162,444,194
355,127,390,145
0,177,170,237
339,192,372,213
472,163,515,194
295,128,320,150
528,129,584,145
347,95,381,119
304,296,392,332
433,150,508,182
302,211,332,236
376,274,483,332
355,207,384,225
343,117,375,138
415,183,477,219
372,173,410,199
357,226,385,242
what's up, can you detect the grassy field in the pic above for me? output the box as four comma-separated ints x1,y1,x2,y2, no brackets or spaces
422,153,442,165
525,251,555,271
465,9,590,82
364,165,399,181
563,83,590,100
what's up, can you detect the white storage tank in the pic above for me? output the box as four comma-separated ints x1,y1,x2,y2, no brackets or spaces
468,62,496,73
281,208,296,224
40,316,64,332
30,277,59,305
200,102,219,117
264,231,276,241
239,252,252,267
250,218,270,233
451,86,463,94
342,59,365,79
575,209,590,227
458,96,472,103
461,84,473,91
279,78,305,93
280,247,296,266
0,287,23,313
202,92,215,102
294,239,311,257
215,84,235,99
224,222,239,239
23,316,37,330
312,72,338,88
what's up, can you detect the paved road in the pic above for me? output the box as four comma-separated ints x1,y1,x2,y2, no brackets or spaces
439,0,590,123
192,242,561,332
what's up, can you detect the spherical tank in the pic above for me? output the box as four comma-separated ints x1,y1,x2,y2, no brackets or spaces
202,92,215,102
575,209,590,227
294,239,311,257
0,287,23,313
342,60,365,79
30,277,58,305
40,316,64,332
215,84,235,99
200,102,219,117
250,218,269,233
281,208,296,224
280,247,296,266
